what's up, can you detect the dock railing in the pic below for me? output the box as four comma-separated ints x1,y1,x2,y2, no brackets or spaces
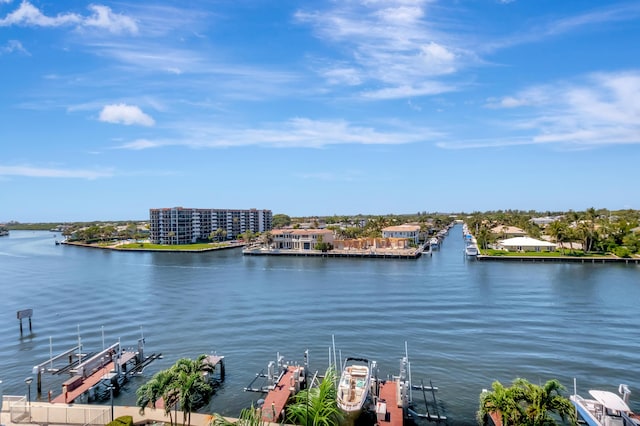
9,399,108,425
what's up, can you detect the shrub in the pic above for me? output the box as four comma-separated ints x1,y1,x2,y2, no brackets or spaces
106,416,133,426
613,246,632,258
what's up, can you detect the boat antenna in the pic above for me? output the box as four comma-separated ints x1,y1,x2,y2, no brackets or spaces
573,378,578,420
332,335,337,371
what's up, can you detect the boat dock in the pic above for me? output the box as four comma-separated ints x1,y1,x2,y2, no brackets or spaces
243,249,422,259
244,352,308,423
375,380,403,426
260,365,305,423
373,345,446,425
43,332,159,405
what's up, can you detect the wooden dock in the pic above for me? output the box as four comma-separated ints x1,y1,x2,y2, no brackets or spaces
261,366,302,423
376,380,403,426
50,350,143,404
51,361,115,404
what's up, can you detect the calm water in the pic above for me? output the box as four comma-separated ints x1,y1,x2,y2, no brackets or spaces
1,226,639,425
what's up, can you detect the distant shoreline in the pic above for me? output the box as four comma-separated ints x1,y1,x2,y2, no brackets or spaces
61,240,245,253
476,254,640,264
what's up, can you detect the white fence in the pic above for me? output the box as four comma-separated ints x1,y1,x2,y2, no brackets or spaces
7,398,110,426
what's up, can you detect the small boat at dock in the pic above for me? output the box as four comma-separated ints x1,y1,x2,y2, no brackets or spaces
570,383,640,426
465,244,479,257
337,357,372,419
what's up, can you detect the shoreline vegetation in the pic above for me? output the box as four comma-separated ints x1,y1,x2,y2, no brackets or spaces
5,207,640,261
62,240,246,252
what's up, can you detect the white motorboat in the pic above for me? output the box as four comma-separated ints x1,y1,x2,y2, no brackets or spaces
465,244,479,257
570,384,640,426
429,238,440,250
337,357,371,418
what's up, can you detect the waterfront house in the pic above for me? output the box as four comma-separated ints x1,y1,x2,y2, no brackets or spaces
333,237,411,251
497,237,557,252
270,228,334,250
530,216,563,227
490,225,526,238
381,224,420,245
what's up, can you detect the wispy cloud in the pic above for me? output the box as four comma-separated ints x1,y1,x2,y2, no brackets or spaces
295,1,473,99
82,5,138,34
484,2,640,52
0,1,137,34
99,104,155,126
0,39,29,55
441,70,640,149
116,117,442,150
0,165,114,179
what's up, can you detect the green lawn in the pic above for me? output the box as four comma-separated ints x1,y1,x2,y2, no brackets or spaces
480,249,613,258
117,242,229,250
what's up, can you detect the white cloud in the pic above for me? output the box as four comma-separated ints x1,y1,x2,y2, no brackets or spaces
118,139,161,150
0,39,29,55
454,70,640,149
82,5,138,34
296,1,469,99
115,117,442,150
0,1,81,27
485,87,551,109
0,1,137,34
361,82,454,100
99,104,155,127
322,67,363,86
0,165,113,179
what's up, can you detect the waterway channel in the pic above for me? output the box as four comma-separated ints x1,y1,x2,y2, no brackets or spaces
1,225,639,425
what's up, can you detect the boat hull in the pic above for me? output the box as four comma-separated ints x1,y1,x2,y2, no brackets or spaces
337,358,371,419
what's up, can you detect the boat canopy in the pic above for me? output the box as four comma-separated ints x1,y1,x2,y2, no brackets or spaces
589,390,632,412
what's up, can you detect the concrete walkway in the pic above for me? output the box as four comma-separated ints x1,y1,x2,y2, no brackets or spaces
1,399,237,426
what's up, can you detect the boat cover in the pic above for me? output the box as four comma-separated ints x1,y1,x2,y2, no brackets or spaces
589,390,631,412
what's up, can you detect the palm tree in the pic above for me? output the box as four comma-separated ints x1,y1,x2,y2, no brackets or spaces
136,355,216,426
478,380,524,426
547,220,569,254
137,369,179,426
477,378,576,426
286,367,343,426
210,405,265,426
515,379,576,425
172,355,216,426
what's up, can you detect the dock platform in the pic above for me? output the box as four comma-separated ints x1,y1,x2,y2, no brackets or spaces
261,366,302,423
376,380,403,426
51,361,116,404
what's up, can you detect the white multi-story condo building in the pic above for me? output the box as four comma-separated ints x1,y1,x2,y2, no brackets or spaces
150,207,272,245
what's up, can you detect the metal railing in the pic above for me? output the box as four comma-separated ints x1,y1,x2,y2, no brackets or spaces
8,398,109,425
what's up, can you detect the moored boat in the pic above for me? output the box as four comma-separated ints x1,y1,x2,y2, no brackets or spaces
570,384,640,426
429,237,440,250
465,244,479,257
337,357,371,419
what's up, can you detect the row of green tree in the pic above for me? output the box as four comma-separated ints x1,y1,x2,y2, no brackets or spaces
466,208,640,257
136,356,580,426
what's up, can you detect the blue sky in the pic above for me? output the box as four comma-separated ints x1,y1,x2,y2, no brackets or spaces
1,0,639,222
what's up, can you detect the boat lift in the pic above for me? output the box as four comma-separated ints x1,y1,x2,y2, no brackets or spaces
373,343,446,424
244,351,308,394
